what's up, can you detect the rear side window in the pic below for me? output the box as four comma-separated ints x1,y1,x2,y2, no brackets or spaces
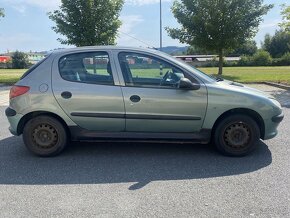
58,52,114,85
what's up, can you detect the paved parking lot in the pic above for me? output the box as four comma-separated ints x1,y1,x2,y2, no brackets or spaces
0,86,10,106
0,84,289,217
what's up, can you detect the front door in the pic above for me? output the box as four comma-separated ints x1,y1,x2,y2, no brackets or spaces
52,51,125,132
117,51,207,133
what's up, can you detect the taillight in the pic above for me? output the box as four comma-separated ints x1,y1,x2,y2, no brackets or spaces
9,86,30,99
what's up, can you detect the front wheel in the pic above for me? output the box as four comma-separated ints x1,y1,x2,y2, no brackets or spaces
214,114,260,156
23,116,67,157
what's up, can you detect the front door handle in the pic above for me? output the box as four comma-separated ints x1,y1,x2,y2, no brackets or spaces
130,95,141,103
61,91,72,99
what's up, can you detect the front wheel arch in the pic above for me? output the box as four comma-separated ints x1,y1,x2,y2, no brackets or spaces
213,113,261,156
211,108,265,140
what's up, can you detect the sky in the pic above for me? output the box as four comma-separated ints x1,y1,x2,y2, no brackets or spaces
0,0,289,53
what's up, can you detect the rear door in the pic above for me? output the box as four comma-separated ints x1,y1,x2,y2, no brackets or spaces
52,50,125,132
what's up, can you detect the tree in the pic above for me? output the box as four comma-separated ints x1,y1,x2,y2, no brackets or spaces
12,51,30,69
262,33,272,51
252,50,272,66
262,30,290,58
48,0,124,46
230,40,258,56
186,46,208,55
280,5,290,32
166,0,273,75
0,8,4,18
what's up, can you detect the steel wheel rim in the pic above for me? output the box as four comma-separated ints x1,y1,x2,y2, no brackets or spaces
223,122,251,149
32,124,58,149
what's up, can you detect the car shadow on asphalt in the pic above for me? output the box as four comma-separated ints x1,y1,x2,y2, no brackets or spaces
0,136,272,190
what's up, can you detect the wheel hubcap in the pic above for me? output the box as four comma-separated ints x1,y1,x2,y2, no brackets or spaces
32,124,58,149
224,122,251,148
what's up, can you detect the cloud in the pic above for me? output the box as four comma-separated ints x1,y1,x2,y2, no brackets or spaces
260,19,281,29
117,15,147,46
119,15,144,33
11,5,26,14
4,0,60,12
117,15,159,48
5,0,172,13
0,33,41,52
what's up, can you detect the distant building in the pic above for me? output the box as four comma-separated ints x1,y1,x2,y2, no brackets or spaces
26,52,47,64
0,56,11,63
174,55,240,67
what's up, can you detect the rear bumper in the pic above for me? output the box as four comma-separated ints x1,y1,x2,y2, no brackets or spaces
5,107,16,117
5,107,22,136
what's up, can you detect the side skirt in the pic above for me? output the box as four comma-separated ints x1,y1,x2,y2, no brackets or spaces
69,126,211,144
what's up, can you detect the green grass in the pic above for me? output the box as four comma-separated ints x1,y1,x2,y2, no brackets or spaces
0,69,26,85
199,66,290,84
0,66,290,85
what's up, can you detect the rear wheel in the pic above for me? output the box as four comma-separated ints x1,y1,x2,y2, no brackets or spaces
23,116,67,157
214,114,260,156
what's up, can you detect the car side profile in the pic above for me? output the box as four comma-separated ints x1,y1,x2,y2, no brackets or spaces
5,46,284,157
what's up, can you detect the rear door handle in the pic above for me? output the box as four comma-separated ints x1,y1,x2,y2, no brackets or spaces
61,91,72,99
130,95,141,103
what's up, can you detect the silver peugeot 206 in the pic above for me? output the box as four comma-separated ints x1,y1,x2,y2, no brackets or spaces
5,46,284,157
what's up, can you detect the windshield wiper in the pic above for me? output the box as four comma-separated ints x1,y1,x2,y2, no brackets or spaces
215,77,224,82
209,75,224,82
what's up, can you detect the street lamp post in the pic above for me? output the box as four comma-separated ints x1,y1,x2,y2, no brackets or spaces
160,0,162,51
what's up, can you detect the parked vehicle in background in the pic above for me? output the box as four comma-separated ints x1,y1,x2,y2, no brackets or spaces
5,46,284,157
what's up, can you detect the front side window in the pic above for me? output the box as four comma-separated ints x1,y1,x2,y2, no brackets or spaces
59,52,114,85
118,52,188,88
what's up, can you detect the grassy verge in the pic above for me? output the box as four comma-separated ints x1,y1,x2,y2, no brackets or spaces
0,69,26,85
0,66,290,85
199,66,290,84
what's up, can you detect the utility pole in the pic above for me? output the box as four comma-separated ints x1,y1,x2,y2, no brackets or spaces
160,0,162,51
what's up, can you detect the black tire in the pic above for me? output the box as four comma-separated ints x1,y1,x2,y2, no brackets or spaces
214,114,260,156
23,116,67,157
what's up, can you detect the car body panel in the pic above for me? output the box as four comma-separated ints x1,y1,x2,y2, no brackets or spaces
203,81,282,139
5,46,283,143
51,50,126,132
120,86,207,132
8,54,77,134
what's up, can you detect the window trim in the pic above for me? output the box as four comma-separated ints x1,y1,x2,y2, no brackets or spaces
58,51,116,86
117,51,200,90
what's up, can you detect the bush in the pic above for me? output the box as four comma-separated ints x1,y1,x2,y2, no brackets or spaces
252,50,272,66
280,52,290,66
238,55,253,66
12,51,30,69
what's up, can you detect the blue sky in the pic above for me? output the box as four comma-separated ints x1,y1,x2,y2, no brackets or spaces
0,0,288,53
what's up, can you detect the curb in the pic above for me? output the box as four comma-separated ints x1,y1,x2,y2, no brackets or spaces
243,82,290,90
263,82,290,90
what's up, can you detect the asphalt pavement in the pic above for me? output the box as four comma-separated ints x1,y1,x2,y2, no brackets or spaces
0,84,289,217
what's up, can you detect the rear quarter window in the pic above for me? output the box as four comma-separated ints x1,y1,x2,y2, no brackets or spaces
20,54,51,80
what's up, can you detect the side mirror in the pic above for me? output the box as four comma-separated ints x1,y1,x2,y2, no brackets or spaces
178,78,200,90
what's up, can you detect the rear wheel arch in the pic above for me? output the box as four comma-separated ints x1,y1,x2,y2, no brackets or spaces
212,108,265,139
17,111,70,138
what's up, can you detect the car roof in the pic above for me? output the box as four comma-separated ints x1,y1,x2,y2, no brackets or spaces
51,46,160,55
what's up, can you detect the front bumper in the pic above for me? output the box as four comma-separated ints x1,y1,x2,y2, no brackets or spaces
263,112,284,140
272,112,284,123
